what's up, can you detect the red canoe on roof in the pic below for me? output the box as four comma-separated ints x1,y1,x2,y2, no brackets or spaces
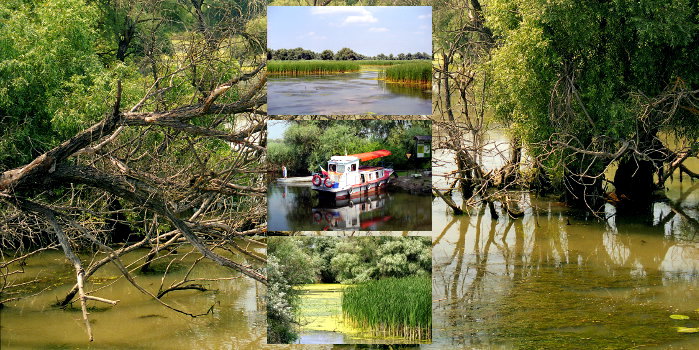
347,150,391,161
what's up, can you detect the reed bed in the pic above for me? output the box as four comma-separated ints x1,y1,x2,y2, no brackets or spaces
381,61,432,85
267,60,360,75
358,60,429,66
342,276,431,341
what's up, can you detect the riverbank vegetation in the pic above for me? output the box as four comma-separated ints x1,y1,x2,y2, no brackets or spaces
268,120,432,175
382,61,433,85
267,60,360,74
342,276,432,341
432,0,698,219
268,47,432,61
266,236,431,344
0,0,267,343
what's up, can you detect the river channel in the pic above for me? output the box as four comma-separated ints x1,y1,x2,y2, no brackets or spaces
267,68,432,115
267,181,432,232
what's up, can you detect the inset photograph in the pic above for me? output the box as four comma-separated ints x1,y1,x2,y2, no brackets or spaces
267,120,432,232
266,236,432,344
267,6,432,115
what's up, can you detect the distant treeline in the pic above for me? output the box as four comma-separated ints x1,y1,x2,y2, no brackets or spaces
267,47,432,61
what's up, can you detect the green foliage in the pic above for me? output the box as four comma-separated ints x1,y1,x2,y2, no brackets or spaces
485,0,699,162
320,49,334,60
267,121,432,174
266,255,298,344
360,60,425,66
334,47,361,60
267,237,321,343
0,0,105,169
268,237,320,285
383,61,432,84
330,237,431,284
342,276,432,340
267,60,360,75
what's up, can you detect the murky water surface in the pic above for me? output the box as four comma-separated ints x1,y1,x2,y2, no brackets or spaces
1,247,269,349
267,182,432,232
295,284,425,345
267,69,432,115
427,132,699,349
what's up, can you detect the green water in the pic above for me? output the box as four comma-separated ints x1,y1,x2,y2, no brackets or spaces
427,143,699,349
295,284,428,345
0,246,269,349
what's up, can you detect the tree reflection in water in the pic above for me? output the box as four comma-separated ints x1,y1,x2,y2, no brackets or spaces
430,184,699,349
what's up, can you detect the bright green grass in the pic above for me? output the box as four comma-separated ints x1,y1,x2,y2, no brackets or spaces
342,276,432,341
267,60,360,74
382,61,432,84
358,60,430,66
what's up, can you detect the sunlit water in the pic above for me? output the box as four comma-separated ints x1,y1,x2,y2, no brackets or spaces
267,69,432,115
426,132,699,349
267,182,432,232
295,284,425,345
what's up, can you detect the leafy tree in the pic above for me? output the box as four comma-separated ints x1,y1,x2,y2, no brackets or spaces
0,0,106,169
486,0,699,209
335,47,360,60
320,49,334,60
267,121,431,174
267,237,320,343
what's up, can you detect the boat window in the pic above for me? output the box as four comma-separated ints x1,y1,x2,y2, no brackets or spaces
375,171,379,178
329,164,336,172
351,164,357,171
337,164,345,172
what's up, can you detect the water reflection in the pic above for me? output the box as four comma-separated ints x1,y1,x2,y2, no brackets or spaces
0,248,268,349
268,182,432,232
429,141,699,348
267,70,432,115
312,193,392,231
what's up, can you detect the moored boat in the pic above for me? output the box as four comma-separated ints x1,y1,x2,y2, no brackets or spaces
311,150,395,200
277,176,313,183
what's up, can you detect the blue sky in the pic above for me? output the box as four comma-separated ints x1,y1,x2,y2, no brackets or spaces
268,120,290,140
267,6,432,56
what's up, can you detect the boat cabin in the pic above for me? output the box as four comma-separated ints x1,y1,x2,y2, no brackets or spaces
312,150,394,199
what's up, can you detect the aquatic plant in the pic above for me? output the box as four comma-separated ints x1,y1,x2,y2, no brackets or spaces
341,276,432,341
267,60,360,74
382,61,432,85
359,60,430,66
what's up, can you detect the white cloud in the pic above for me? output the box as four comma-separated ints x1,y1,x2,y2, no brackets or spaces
344,13,378,24
297,31,327,40
418,14,431,19
368,27,389,32
311,6,378,25
311,7,369,15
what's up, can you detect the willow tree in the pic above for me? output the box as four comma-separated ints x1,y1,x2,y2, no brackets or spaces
0,0,267,341
432,0,495,205
486,0,699,212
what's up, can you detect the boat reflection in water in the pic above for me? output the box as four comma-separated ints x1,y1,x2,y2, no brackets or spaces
267,180,431,232
312,190,392,231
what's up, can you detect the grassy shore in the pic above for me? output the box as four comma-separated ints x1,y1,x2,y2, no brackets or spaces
382,61,432,85
267,60,432,75
267,60,360,74
342,276,432,341
359,59,430,66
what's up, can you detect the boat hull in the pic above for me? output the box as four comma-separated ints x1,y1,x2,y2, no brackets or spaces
314,177,390,200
